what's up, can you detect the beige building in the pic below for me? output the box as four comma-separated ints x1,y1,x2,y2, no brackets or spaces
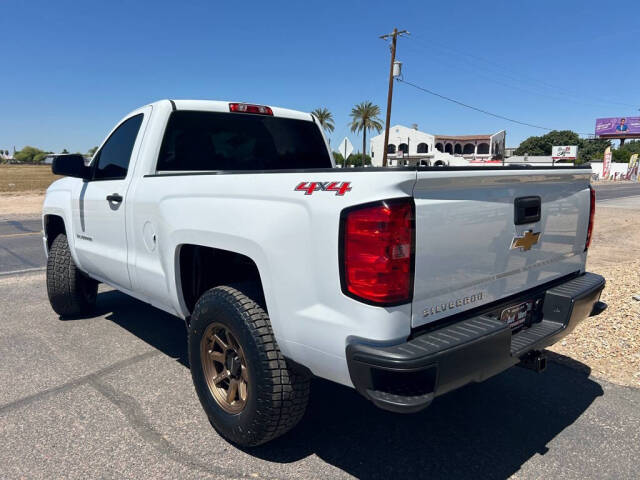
434,132,505,159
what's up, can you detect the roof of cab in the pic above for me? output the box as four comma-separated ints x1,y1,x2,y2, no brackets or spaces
155,99,313,122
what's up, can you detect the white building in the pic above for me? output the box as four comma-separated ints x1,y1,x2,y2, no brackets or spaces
369,125,506,167
370,124,435,167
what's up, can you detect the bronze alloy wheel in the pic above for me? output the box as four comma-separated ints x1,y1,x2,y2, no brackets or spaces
200,323,249,414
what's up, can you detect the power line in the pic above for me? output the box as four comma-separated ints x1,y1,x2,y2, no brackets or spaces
401,42,614,110
405,34,638,110
396,77,594,136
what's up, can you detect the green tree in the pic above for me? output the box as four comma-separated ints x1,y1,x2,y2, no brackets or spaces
620,140,640,155
514,130,580,156
513,131,618,164
311,108,334,136
87,146,99,157
332,151,371,167
577,137,610,164
349,101,383,166
612,148,629,163
513,136,546,156
610,140,640,163
346,152,371,167
33,152,51,163
14,146,46,163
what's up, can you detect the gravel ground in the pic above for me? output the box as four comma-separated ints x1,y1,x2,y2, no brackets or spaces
548,206,640,388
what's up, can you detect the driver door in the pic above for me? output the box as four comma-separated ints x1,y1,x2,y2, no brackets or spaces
72,112,146,289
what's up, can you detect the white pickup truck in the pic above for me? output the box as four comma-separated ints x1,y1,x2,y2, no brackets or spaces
43,100,606,446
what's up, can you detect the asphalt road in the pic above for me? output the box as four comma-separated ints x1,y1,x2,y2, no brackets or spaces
0,217,44,275
592,182,640,200
0,272,639,479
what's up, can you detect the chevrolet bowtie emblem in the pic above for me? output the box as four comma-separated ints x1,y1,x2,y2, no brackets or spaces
511,230,541,251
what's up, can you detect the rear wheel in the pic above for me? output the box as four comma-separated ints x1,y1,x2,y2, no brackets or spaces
188,285,310,447
46,233,98,317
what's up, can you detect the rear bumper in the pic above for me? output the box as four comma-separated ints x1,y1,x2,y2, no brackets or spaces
346,272,606,413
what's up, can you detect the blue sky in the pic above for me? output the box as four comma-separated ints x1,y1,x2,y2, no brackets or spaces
1,0,639,153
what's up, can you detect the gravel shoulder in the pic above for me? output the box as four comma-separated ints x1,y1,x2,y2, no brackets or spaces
548,206,640,388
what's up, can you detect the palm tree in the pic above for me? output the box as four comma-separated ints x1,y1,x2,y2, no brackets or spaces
349,102,383,166
311,107,335,136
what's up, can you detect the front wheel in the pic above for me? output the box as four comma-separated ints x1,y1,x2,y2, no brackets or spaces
46,233,98,317
188,285,310,447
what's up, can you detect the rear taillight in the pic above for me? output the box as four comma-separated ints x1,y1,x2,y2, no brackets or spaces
229,103,273,115
585,185,596,250
340,198,415,305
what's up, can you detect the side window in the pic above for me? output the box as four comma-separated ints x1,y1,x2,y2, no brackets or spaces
93,114,144,180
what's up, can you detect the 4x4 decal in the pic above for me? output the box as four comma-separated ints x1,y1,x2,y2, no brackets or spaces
295,181,352,196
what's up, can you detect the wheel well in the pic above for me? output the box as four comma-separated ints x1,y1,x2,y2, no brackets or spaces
44,215,66,250
178,245,265,315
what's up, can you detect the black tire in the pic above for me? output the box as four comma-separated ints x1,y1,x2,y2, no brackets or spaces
188,285,310,447
46,233,98,317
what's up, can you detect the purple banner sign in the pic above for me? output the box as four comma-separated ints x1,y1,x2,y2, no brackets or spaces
595,117,640,136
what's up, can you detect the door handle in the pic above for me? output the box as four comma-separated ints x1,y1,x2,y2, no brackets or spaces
106,193,123,203
514,196,541,225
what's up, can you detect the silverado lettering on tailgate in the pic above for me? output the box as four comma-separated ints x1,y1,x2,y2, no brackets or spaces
423,292,484,317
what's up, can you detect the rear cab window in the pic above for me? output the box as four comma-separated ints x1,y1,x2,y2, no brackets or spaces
156,111,331,171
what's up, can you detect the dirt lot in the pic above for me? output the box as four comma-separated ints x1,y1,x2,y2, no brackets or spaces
2,192,639,387
0,192,45,216
0,165,60,194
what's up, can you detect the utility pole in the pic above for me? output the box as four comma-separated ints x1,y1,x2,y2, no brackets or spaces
380,27,409,167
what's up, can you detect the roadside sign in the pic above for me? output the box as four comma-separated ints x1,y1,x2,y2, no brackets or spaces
596,116,640,138
338,137,353,167
552,145,577,160
628,154,638,182
603,147,612,179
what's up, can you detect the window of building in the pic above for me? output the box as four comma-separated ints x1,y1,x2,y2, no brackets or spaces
417,143,428,153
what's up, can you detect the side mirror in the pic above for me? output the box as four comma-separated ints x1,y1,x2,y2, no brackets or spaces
52,154,91,180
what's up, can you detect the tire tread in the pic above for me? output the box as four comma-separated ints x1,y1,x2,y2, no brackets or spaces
190,285,310,446
46,234,97,316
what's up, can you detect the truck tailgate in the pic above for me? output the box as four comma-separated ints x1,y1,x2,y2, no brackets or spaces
411,168,592,328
